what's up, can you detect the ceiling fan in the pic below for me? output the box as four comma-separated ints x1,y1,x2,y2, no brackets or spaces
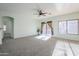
36,9,47,16
33,6,51,16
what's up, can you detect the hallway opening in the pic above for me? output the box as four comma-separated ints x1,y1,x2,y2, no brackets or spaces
2,16,14,39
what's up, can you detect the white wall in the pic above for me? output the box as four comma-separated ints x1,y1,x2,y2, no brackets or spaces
37,12,79,41
0,11,37,39
14,13,37,38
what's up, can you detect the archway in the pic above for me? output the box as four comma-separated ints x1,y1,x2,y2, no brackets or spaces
2,16,14,39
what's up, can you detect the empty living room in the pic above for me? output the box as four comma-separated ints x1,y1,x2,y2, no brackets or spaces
0,2,79,57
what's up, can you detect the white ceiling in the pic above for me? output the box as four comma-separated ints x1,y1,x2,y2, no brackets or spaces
0,3,79,19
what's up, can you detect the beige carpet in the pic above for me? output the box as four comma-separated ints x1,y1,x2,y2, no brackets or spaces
0,36,56,56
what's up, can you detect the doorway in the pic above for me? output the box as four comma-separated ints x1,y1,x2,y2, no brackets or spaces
2,16,14,39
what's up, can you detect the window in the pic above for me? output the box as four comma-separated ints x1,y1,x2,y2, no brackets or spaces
59,20,79,34
59,21,67,34
67,20,79,34
42,24,51,35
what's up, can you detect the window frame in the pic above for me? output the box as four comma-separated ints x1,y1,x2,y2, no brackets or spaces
58,20,67,34
58,19,79,35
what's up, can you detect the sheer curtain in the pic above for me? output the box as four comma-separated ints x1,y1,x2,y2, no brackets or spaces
42,24,47,35
46,24,51,35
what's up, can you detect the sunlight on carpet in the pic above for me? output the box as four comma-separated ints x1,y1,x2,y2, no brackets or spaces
34,34,51,41
52,40,79,56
